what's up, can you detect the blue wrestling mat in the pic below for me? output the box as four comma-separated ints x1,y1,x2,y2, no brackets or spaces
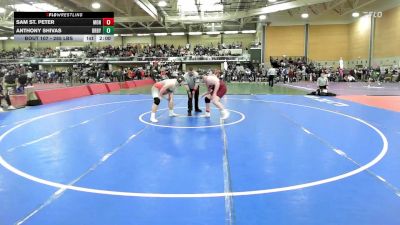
0,94,399,225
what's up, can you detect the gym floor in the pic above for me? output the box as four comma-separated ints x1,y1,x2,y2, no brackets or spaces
0,87,400,225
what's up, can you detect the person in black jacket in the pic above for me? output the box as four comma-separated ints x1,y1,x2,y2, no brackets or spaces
183,67,202,116
17,74,27,93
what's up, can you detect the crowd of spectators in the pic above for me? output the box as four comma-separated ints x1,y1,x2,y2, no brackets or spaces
210,56,400,84
267,56,400,84
0,42,247,61
0,62,157,111
1,48,399,111
84,44,189,58
1,54,399,90
0,47,58,59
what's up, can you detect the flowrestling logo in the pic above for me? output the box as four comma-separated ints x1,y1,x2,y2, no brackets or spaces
363,11,383,18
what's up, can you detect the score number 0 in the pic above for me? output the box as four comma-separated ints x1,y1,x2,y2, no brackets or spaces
102,18,114,26
102,18,114,35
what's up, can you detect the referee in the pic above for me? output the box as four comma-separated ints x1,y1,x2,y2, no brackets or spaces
183,67,202,116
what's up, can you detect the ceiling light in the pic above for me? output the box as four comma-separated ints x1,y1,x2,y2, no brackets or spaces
154,33,168,36
114,34,119,36
177,0,197,14
0,37,9,40
241,30,257,34
177,0,223,14
0,7,6,13
352,12,360,18
137,33,150,36
158,1,167,7
10,36,14,40
171,32,185,36
206,31,220,35
200,0,223,12
120,34,133,36
301,13,309,19
188,32,202,35
91,2,101,9
268,0,277,2
224,31,239,34
259,15,267,20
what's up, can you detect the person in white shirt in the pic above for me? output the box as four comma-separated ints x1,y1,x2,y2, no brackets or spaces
346,74,356,82
26,70,33,86
317,73,328,95
267,67,276,87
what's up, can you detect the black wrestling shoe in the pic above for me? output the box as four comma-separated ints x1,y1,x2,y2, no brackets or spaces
188,111,192,116
195,108,203,113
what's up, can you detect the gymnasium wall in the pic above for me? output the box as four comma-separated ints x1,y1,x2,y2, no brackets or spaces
265,25,305,60
60,41,86,47
185,64,221,71
371,4,400,68
189,34,221,48
158,34,257,48
124,36,152,45
374,5,400,58
308,24,349,61
36,41,62,49
222,33,256,48
348,15,371,61
3,39,30,50
264,22,371,63
40,65,71,71
371,56,400,68
156,35,187,46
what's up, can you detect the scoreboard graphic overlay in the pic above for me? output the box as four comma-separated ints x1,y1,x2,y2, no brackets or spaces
14,12,114,42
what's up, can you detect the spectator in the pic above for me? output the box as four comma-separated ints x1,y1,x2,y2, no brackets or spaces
2,72,17,110
267,67,277,87
17,73,27,93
